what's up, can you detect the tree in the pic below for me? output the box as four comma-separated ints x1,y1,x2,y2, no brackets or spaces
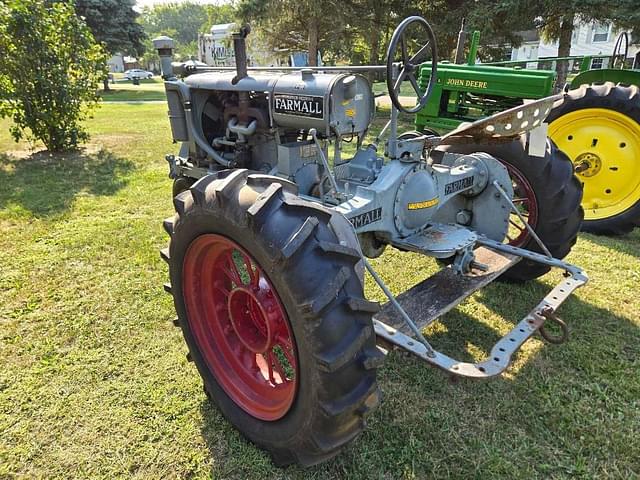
74,0,146,90
0,0,107,152
475,0,640,89
239,0,345,66
139,2,236,61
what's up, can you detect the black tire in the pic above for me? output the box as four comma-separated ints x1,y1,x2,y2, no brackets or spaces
172,176,195,198
434,134,583,281
161,169,383,466
547,82,640,235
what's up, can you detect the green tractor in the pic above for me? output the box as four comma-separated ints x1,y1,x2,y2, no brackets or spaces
414,29,640,235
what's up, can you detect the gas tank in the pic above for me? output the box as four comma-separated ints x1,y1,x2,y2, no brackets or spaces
271,71,374,137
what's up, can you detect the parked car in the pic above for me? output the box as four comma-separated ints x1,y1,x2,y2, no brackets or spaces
124,69,154,80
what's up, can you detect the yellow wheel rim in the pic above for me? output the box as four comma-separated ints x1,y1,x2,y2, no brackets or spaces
549,108,640,220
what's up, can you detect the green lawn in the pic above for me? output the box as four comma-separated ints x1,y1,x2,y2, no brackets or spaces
373,80,421,97
1,103,639,479
99,78,167,102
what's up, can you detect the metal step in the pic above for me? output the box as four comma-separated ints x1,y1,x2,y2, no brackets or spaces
373,246,519,335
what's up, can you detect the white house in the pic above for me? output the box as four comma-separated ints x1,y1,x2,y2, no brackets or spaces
107,54,125,73
198,23,237,66
511,21,640,69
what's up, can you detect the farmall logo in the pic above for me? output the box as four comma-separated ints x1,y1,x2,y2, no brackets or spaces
349,208,382,229
273,94,324,119
444,176,475,195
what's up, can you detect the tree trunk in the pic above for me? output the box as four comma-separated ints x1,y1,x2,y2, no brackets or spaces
367,7,383,82
308,18,319,67
555,16,574,92
103,77,110,91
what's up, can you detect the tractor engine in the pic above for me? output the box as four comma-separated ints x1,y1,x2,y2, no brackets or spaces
164,69,374,195
159,32,513,271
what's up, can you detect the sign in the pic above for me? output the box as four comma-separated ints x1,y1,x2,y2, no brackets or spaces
444,176,475,195
445,78,488,89
407,198,439,210
273,94,324,119
349,208,382,229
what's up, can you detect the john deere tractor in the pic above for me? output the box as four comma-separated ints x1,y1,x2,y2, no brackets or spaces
154,17,586,466
415,29,640,235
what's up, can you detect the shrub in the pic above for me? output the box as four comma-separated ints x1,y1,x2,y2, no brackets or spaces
0,0,108,152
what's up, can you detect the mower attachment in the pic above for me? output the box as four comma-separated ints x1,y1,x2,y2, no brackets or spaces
372,239,588,379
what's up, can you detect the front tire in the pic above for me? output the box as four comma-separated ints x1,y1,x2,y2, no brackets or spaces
547,82,640,235
162,170,383,466
434,134,583,281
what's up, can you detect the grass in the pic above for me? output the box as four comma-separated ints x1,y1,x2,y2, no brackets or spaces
1,102,639,479
373,81,418,98
99,78,167,102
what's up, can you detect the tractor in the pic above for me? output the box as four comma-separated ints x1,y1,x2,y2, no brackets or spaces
415,27,640,235
154,16,586,466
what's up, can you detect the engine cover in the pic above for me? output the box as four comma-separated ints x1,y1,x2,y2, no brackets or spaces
393,164,439,237
272,71,374,137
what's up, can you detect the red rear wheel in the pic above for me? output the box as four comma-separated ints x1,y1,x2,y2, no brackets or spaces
183,234,297,421
163,170,383,466
504,163,538,248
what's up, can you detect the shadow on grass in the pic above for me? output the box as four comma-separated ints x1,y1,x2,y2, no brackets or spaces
580,230,640,258
194,277,639,478
0,149,134,217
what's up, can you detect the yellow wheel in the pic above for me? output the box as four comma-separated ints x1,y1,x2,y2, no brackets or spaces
547,82,640,235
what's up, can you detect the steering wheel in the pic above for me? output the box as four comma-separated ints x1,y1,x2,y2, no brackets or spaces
385,16,438,114
612,32,629,70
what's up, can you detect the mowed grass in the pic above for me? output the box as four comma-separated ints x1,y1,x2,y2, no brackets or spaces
0,102,639,479
99,78,167,102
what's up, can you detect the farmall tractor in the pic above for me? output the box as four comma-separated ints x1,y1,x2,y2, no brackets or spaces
154,17,587,466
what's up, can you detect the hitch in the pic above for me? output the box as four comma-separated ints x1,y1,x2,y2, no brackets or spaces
370,240,586,378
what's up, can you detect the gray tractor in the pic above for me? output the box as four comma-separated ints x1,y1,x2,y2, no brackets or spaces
155,17,587,466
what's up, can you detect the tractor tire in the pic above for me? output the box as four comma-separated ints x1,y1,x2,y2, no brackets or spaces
434,134,583,282
547,82,640,235
161,169,383,466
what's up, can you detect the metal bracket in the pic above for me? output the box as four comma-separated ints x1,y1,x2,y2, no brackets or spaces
373,238,587,378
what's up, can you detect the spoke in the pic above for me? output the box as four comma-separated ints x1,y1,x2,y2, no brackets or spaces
393,69,407,92
400,34,408,64
276,334,296,367
212,282,231,297
240,252,258,287
410,42,430,64
247,300,261,326
509,219,526,232
276,333,293,351
269,350,287,384
409,74,423,97
223,251,243,286
512,197,529,204
262,353,276,384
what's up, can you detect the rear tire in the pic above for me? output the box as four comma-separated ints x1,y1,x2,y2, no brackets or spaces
434,134,583,281
162,169,383,466
547,82,640,235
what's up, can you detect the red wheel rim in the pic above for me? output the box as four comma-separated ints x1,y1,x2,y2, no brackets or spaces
504,163,539,247
182,234,297,421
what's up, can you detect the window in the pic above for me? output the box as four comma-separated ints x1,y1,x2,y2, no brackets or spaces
592,23,609,42
591,57,604,69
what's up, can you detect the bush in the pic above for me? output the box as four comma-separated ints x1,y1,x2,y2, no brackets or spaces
0,0,108,152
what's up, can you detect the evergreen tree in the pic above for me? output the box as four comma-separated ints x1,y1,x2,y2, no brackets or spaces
75,0,146,90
